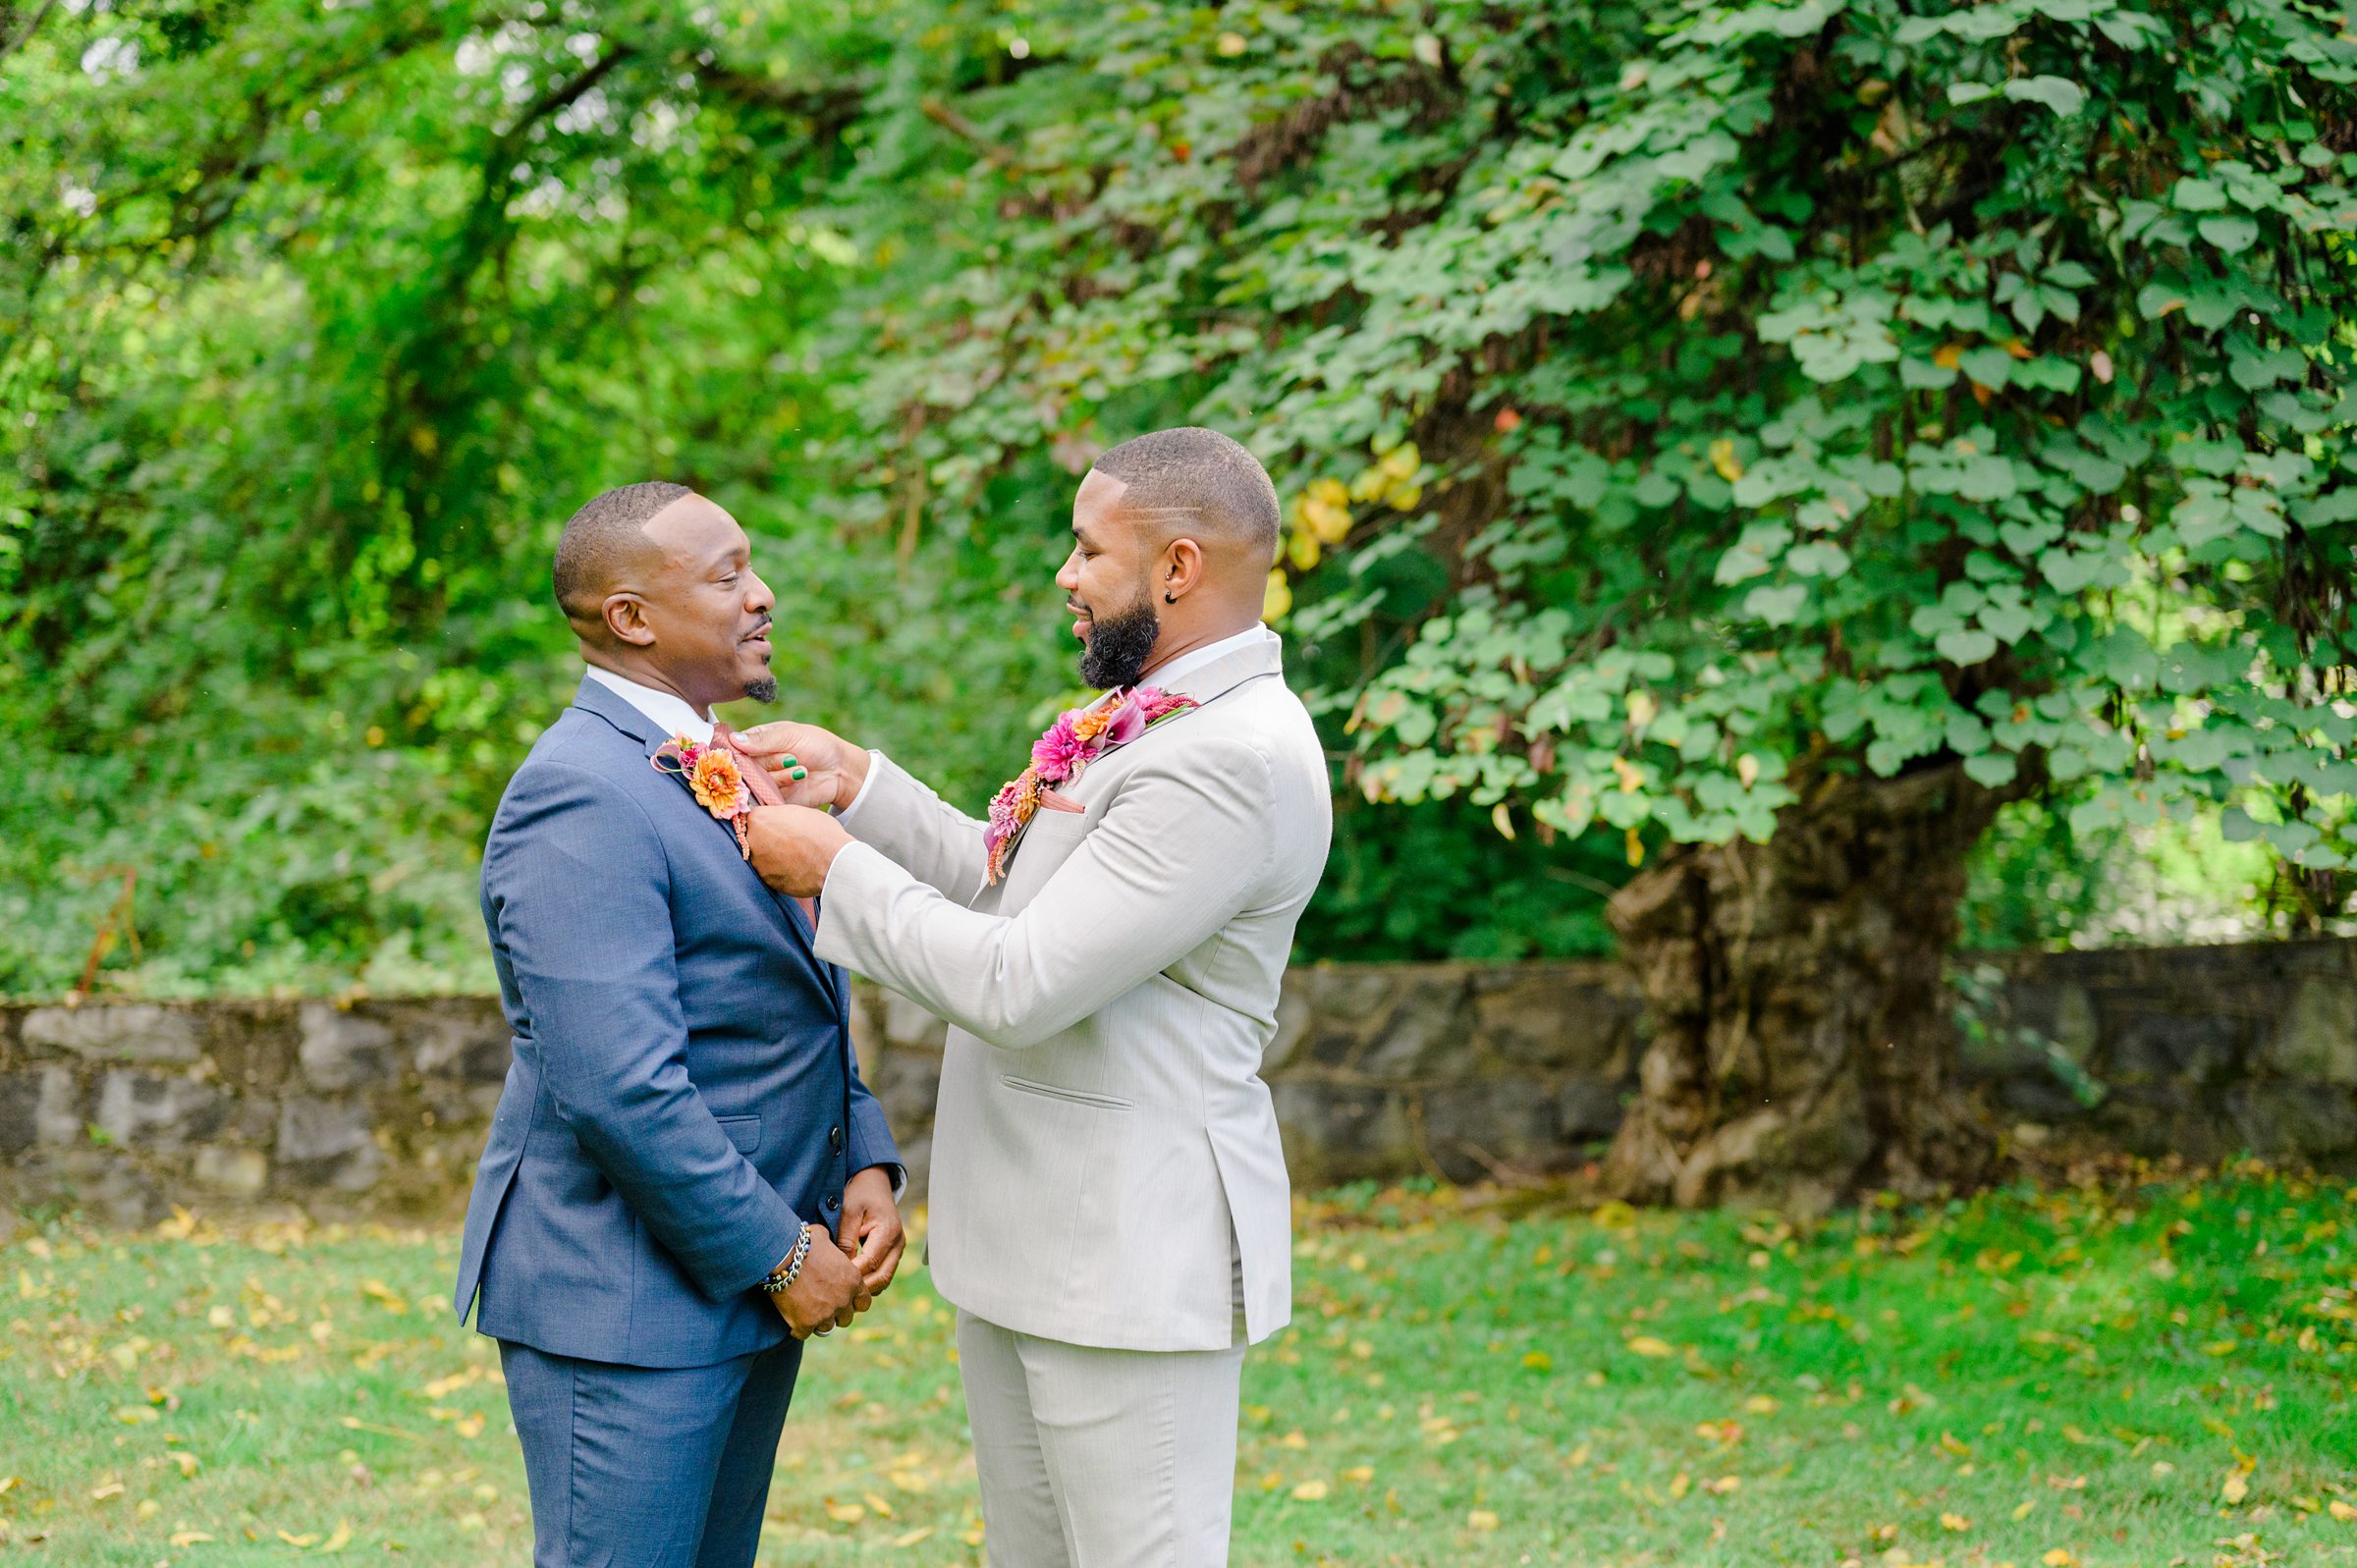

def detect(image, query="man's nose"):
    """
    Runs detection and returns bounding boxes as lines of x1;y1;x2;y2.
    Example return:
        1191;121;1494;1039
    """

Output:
1054;551;1080;592
746;571;775;615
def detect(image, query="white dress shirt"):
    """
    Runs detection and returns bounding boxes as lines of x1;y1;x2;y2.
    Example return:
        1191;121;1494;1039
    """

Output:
585;665;713;744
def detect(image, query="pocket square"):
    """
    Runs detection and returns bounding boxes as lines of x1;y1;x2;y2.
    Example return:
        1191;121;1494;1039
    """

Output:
1035;789;1085;814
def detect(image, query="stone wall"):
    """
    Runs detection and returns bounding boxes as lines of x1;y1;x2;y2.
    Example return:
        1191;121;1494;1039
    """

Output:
4;940;2353;1224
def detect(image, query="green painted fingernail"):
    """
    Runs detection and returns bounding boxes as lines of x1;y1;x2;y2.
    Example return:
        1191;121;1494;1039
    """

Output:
792;768;807;780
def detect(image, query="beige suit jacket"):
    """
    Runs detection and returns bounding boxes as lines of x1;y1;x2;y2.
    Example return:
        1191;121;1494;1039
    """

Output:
813;630;1330;1351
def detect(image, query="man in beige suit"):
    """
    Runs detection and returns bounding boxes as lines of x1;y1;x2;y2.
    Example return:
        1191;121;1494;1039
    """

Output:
740;427;1330;1567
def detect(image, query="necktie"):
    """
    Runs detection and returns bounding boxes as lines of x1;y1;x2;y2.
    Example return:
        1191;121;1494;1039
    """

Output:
710;720;819;932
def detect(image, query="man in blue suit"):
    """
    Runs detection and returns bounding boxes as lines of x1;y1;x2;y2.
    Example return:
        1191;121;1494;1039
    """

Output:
454;481;904;1568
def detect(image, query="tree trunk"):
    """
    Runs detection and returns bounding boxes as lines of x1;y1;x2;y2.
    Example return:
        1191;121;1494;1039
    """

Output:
1602;762;2000;1214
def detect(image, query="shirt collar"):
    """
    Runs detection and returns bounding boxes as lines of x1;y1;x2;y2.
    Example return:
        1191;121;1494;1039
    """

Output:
1140;624;1276;692
583;666;713;745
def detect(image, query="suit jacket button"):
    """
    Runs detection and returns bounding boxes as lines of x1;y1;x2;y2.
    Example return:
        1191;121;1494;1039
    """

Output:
828;1125;844;1152
823;1192;841;1211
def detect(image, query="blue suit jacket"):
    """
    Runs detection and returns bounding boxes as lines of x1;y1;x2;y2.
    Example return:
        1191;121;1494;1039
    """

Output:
453;676;898;1369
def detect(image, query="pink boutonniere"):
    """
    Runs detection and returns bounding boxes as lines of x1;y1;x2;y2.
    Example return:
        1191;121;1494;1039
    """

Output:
652;734;755;856
983;685;1197;885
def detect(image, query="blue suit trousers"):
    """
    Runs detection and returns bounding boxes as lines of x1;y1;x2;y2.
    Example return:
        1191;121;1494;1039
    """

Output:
499;1337;802;1568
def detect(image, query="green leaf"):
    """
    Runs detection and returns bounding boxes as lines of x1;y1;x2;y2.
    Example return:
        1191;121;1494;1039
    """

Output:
2003;77;2086;117
1962;750;2019;787
2172;178;2228;212
1744;583;1809;624
1937;627;1999;666
2197;215;2261;254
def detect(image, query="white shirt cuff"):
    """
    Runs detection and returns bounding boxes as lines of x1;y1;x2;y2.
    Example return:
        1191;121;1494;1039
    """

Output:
832;751;886;828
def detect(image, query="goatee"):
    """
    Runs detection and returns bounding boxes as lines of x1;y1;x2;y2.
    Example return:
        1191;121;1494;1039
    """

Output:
743;675;778;704
1079;592;1160;690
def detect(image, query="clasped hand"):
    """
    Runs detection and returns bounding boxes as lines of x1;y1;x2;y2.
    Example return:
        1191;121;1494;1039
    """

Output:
771;1166;905;1339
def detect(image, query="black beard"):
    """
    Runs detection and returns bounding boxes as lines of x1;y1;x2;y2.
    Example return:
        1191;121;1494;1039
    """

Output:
1079;591;1160;689
743;674;778;704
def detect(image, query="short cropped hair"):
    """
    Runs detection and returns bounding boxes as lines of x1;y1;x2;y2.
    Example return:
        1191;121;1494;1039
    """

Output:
553;481;691;622
1091;427;1280;563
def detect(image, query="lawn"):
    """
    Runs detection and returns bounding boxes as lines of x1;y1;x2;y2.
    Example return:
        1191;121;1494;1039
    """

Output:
1;1166;2351;1567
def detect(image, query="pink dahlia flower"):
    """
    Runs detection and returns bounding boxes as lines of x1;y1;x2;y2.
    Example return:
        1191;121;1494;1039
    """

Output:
1030;713;1090;781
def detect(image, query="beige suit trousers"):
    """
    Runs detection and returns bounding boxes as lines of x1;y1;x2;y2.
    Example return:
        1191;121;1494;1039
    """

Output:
958;1312;1246;1568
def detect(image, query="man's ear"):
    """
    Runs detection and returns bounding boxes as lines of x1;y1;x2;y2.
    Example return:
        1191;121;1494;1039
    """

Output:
603;592;655;648
1161;537;1206;602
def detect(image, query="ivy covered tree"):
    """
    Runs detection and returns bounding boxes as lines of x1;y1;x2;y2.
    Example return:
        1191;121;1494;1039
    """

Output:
862;0;2357;1207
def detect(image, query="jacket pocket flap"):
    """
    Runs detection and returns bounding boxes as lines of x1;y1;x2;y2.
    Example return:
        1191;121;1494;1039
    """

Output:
714;1113;762;1154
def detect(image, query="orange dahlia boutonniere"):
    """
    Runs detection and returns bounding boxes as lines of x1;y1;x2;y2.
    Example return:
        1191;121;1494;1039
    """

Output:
687;749;748;819
652;734;756;855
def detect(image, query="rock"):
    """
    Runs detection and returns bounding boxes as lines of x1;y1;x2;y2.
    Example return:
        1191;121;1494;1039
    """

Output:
404;1002;512;1083
2269;979;2357;1084
0;1072;41;1157
1557;1079;1625;1143
866;1049;943;1136
1261;987;1313;1074
2225;1081;2357;1160
276;1096;383;1191
2106;1012;2243;1082
299;1003;401;1091
95;1072;224;1149
10;1148;163;1228
33;1066;83;1147
1473;968;1638;1075
1272;1082;1413;1182
23;1003;201;1063
1420;1077;1562;1181
881;990;947;1053
1303;965;1403;1026
193;1145;269;1198
1357;979;1474;1078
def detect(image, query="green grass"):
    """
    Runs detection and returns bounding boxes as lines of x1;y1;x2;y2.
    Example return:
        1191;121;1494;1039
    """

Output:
2;1166;2352;1566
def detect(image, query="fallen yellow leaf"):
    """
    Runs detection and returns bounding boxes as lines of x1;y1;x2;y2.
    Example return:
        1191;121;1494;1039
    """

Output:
888;1469;929;1492
892;1527;935;1547
2330;1499;2356;1522
89;1482;125;1501
1291;1480;1329;1501
825;1501;866;1525
169;1531;214;1547
2013;1499;2037;1520
1941;1512;1971;1531
321;1520;355;1553
1521;1351;1553;1372
1342;1466;1375;1484
2222;1472;2249;1504
2043;1550;2076;1567
1626;1335;1675;1358
1468;1509;1501;1532
279;1531;321;1547
863;1492;895;1518
1743;1396;1779;1415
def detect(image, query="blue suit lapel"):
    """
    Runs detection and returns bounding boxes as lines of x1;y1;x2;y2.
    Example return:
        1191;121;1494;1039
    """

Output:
569;676;827;973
